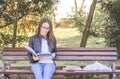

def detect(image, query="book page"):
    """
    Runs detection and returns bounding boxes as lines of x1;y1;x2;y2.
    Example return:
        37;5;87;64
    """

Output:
25;46;37;55
25;46;52;58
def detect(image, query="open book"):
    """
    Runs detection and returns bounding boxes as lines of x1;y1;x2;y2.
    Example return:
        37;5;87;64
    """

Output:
25;46;52;59
25;46;37;55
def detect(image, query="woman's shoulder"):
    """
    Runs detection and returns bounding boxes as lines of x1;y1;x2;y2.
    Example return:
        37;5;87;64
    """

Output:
30;34;39;39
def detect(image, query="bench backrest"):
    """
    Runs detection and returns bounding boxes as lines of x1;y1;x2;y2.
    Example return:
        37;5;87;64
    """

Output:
2;47;117;61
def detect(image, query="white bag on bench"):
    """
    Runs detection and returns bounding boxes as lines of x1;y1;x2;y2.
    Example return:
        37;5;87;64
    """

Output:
83;61;112;71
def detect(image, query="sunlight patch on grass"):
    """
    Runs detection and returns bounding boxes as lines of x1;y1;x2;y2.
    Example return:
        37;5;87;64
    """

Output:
54;27;81;47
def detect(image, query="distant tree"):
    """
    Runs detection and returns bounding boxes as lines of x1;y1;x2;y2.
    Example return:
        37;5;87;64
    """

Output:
72;0;108;47
73;0;85;27
0;0;59;47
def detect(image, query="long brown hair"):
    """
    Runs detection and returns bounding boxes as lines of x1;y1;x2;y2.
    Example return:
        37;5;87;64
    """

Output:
37;18;56;47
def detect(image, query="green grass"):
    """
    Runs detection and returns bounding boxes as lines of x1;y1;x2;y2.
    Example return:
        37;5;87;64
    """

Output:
54;27;106;47
54;27;81;47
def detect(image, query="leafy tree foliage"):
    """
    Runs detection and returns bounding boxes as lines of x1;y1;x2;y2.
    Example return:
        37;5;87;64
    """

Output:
0;0;59;28
102;0;120;56
0;0;59;47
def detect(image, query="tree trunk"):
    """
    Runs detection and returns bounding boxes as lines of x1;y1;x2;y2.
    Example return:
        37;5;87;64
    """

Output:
12;19;17;47
80;0;97;47
74;0;78;16
12;3;19;47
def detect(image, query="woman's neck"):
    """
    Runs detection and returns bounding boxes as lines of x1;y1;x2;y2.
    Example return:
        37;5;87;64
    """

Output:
40;34;47;39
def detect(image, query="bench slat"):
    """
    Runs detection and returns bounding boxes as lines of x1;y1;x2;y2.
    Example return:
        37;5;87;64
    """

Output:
2;56;29;61
56;52;117;56
3;47;117;52
2;55;117;61
58;47;117;51
0;70;120;74
55;56;117;61
3;51;28;56
2;52;117;56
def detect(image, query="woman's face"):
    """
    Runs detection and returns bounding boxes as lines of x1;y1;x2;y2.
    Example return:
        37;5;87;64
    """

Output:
40;22;50;36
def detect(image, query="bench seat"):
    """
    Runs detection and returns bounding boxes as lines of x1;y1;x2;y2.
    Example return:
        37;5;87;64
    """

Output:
0;47;120;79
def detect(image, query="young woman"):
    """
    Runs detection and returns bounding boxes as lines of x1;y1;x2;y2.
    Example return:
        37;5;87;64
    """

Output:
27;18;57;79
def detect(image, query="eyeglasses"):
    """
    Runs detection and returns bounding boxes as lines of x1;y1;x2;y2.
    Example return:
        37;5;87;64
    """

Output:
41;26;49;30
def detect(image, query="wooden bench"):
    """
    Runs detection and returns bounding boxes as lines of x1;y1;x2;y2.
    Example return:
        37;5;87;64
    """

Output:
0;47;120;79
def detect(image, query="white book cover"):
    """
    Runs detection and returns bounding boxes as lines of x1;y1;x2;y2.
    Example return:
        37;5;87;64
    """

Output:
25;46;38;55
25;46;52;59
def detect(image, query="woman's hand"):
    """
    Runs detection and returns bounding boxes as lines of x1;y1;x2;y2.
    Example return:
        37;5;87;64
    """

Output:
51;53;56;59
32;54;41;61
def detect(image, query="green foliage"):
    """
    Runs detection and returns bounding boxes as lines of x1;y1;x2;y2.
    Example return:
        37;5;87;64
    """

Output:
74;13;86;30
102;0;120;56
0;32;28;47
0;0;59;47
73;3;108;38
89;3;108;37
0;0;59;28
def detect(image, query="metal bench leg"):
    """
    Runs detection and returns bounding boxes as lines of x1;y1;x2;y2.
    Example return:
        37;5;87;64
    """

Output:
2;74;10;79
2;74;5;79
112;74;116;79
109;74;116;79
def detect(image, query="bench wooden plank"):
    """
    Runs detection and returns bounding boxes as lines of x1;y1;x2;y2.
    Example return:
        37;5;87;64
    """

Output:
2;47;117;51
55;56;117;61
55;70;120;75
58;47;117;51
56;52;117;56
2;51;28;55
2;56;29;61
0;70;120;75
3;51;117;56
2;56;117;61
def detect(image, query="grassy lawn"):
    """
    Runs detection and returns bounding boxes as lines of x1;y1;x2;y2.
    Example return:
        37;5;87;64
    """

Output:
54;27;106;47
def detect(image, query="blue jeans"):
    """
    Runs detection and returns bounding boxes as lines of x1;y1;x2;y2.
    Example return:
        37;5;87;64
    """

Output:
31;62;55;79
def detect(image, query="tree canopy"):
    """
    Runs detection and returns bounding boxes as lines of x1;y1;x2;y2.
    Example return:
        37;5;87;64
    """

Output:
0;0;59;47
